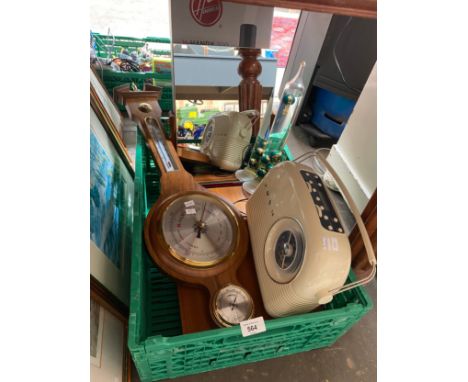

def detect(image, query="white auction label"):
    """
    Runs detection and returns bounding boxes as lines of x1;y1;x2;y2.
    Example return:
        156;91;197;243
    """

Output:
240;317;266;337
184;200;195;207
185;208;197;215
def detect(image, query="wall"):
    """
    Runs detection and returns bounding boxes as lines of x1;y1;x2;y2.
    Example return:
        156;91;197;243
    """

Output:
327;63;377;213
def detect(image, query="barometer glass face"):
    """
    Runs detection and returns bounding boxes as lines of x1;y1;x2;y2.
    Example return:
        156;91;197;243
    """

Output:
213;285;253;327
161;193;238;267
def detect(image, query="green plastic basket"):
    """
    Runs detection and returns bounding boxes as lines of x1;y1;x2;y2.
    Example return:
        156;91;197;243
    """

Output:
128;131;373;381
92;33;171;58
91;33;173;112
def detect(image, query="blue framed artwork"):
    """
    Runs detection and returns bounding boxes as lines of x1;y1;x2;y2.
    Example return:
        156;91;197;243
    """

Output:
90;106;133;305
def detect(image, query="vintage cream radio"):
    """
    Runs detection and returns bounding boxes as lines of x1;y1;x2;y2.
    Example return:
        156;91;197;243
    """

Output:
246;155;376;318
200;110;258;171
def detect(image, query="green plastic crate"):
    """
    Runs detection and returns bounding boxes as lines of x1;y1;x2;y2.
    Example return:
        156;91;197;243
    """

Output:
92;33;171;58
128;131;373;381
91;33;173;112
100;70;170;89
158;87;173;112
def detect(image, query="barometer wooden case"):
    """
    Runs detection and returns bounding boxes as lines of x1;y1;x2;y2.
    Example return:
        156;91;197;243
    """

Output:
118;89;253;327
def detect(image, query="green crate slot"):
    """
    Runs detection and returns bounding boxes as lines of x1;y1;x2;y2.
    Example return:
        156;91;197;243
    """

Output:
161;89;173;99
128;130;373;381
100;71;172;89
159;100;173;112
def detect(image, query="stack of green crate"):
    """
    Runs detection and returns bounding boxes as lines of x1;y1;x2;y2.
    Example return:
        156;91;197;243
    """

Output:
91;33;173;112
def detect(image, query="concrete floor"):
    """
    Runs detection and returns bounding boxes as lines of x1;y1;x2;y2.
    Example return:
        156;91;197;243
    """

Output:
165;282;376;382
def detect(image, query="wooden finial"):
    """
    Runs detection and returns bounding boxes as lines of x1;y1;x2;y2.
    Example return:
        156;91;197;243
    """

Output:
238;48;262;136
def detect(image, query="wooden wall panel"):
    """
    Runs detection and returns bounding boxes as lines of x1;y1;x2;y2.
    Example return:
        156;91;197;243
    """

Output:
349;190;377;272
224;0;377;19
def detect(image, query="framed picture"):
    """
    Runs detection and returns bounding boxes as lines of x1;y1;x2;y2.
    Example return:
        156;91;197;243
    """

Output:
90;67;134;176
90;104;134;306
91;277;132;382
90;298;104;367
90;67;124;136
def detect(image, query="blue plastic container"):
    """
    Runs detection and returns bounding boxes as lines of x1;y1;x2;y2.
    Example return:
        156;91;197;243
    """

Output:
310;87;356;139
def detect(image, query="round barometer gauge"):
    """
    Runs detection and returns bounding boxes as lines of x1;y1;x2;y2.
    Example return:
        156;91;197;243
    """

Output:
160;192;238;267
212;284;254;327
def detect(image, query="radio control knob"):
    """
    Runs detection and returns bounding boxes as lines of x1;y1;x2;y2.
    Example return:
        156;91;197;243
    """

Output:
315;205;323;218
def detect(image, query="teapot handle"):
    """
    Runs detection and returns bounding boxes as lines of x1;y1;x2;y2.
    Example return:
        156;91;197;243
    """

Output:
294;151;377;297
240;109;260;126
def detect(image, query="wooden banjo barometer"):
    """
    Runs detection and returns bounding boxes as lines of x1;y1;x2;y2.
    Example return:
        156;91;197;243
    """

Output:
119;89;254;327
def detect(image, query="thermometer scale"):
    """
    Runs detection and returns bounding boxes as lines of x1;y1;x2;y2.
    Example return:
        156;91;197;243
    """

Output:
119;90;253;327
146;116;177;172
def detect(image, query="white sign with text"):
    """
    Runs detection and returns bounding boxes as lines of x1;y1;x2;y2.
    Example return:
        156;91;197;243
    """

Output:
170;0;273;48
240;316;267;337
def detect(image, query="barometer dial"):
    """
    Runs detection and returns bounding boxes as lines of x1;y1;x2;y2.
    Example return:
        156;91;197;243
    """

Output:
212;284;254;327
161;193;239;267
